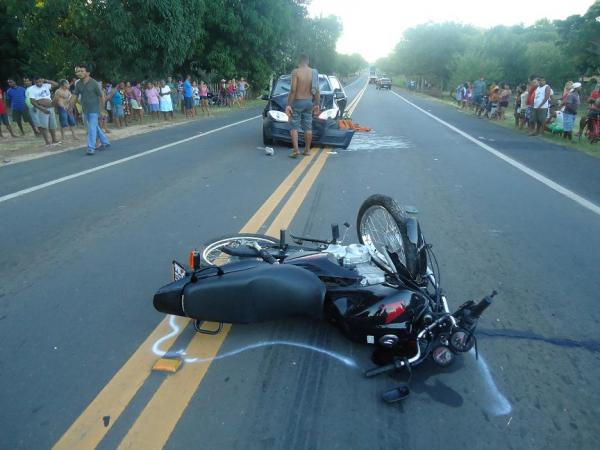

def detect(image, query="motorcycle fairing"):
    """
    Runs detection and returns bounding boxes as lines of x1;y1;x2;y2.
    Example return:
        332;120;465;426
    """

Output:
155;263;326;324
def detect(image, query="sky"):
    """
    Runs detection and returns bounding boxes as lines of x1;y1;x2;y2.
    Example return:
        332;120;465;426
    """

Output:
308;0;596;62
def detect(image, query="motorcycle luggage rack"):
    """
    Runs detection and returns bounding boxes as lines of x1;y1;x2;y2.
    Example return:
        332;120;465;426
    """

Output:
193;319;223;335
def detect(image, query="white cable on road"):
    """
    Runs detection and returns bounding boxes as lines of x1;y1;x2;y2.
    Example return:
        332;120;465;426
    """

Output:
0;115;261;204
392;91;600;217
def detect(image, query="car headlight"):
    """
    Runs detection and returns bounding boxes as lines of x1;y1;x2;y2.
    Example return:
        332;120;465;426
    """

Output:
318;108;338;120
268;110;289;122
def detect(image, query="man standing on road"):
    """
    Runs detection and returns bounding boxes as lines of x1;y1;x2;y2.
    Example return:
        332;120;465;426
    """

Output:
28;76;61;146
530;76;552;136
285;54;320;158
72;64;110;155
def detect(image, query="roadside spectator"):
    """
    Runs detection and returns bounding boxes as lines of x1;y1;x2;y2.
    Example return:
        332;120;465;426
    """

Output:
487;85;500;119
104;82;113;123
199;81;210;116
167;76;178;111
6;79;33;136
562;82;581;140
498;83;511;120
561;81;573;105
159;80;174;120
53;79;78;141
97;80;110;136
530;76;551;136
238;77;249;105
473;76;486;116
178;79;185;114
23;77;41;135
219;79;228;106
192;80;200;114
460;83;469;109
145;82;160;120
29;76;61;146
72;64;110;155
578;82;600;138
525;78;538;130
130;81;144;122
0;86;18;138
519;84;529;129
183;74;194;117
227;79;237;107
108;82;126;127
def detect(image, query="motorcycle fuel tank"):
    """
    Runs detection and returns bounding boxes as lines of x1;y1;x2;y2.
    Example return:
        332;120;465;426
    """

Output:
326;284;427;345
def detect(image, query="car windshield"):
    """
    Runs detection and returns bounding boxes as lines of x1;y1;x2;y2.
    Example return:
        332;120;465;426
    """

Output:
272;75;332;96
329;76;341;91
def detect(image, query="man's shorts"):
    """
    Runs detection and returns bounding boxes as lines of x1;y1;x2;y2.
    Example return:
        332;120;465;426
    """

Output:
0;113;9;125
32;107;57;129
12;108;31;124
473;94;482;105
533;108;548;125
290;99;313;132
57;106;76;128
184;97;193;110
130;99;143;110
113;104;124;118
28;106;39;127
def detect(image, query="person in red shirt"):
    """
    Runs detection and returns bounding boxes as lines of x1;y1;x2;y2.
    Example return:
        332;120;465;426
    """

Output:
525;78;538;130
0;87;18;138
578;82;600;137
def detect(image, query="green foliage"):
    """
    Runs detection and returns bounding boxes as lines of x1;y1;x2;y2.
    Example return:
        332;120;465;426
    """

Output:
1;0;355;91
380;3;600;91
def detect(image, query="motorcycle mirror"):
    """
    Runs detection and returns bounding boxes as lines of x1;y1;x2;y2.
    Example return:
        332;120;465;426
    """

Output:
382;385;410;403
449;328;475;353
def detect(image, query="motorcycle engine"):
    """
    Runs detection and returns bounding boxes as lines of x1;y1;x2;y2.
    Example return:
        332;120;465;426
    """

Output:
325;244;386;286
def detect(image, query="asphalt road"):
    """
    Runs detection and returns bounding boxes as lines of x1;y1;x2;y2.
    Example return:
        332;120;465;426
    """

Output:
1;75;599;450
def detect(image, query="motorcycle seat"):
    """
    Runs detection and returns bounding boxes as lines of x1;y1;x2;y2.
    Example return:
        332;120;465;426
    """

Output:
179;263;326;323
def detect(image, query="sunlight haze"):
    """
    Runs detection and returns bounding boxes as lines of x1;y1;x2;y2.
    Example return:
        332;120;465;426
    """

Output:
308;0;596;62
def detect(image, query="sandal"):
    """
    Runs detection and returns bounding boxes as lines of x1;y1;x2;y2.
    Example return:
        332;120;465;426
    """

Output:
289;152;299;158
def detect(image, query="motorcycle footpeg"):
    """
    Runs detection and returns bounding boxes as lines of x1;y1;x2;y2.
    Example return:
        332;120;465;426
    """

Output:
382;385;410;403
364;359;404;378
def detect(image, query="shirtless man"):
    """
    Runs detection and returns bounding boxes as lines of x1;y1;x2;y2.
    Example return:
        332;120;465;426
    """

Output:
285;54;320;158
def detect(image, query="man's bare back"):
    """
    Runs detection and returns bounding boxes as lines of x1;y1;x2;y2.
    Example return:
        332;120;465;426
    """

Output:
291;66;312;100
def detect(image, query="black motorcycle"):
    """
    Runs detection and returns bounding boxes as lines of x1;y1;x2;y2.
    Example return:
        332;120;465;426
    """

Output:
153;194;496;403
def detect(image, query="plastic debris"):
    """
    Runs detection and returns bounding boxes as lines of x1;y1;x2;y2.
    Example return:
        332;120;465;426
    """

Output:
265;147;274;156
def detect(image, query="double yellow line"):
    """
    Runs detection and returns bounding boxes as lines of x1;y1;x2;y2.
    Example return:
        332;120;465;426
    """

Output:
53;150;329;450
345;79;369;117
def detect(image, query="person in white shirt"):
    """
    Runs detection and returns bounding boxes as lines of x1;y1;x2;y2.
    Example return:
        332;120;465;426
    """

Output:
28;76;61;146
530;76;552;136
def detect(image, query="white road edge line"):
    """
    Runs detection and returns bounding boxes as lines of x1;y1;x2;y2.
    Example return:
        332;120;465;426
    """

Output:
392;91;600;217
0;115;261;204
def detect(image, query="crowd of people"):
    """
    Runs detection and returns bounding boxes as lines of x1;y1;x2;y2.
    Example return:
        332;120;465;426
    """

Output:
0;66;252;154
454;77;600;142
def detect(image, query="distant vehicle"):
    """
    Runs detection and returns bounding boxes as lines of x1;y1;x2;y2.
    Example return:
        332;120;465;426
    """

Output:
261;73;354;149
369;66;378;84
376;77;392;90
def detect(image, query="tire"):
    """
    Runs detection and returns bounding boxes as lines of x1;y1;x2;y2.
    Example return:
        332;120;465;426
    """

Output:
200;233;279;266
356;194;418;277
263;127;273;146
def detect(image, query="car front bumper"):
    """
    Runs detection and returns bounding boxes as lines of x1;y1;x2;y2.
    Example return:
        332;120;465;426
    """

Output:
263;117;355;149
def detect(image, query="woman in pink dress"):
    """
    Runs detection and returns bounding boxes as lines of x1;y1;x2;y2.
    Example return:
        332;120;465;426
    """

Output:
145;82;160;120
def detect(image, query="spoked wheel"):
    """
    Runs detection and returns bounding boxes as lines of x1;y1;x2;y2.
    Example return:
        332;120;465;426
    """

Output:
200;233;279;266
357;194;417;277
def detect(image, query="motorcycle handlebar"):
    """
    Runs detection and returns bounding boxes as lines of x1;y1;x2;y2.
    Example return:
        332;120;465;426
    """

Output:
472;290;497;318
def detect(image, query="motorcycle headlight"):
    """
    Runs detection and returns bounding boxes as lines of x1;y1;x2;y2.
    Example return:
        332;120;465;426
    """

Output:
268;110;289;122
318;108;338;120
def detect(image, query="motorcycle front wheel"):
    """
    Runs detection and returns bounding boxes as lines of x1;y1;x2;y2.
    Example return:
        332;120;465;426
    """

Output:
356;194;418;277
200;233;280;266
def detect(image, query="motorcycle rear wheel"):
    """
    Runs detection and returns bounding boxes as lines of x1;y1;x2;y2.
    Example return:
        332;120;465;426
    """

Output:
356;194;418;277
200;233;279;266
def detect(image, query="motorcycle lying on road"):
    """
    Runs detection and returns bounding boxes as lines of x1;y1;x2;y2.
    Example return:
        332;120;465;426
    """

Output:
153;194;496;403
